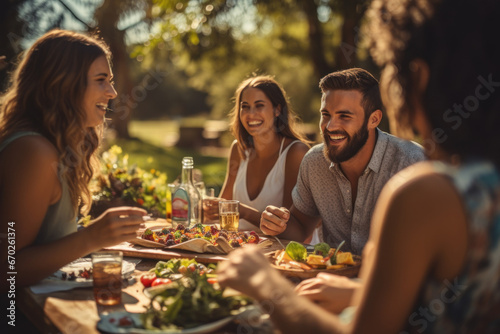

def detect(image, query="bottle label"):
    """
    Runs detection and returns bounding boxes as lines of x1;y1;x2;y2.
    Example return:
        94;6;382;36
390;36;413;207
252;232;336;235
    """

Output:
172;188;190;220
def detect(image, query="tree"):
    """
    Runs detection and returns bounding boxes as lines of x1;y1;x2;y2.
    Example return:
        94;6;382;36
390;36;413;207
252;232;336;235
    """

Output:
0;0;45;89
3;0;374;136
136;0;373;123
93;0;151;138
1;0;153;138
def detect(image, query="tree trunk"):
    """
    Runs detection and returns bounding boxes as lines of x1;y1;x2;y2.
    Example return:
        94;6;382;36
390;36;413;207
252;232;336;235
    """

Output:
300;0;334;80
94;0;132;138
335;1;367;70
336;16;358;70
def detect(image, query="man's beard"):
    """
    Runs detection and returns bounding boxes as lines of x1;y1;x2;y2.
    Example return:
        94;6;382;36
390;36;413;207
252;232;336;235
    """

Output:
323;119;369;164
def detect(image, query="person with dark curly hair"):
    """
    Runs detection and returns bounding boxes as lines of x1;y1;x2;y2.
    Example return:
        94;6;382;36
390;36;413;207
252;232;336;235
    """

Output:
216;0;500;333
0;29;146;291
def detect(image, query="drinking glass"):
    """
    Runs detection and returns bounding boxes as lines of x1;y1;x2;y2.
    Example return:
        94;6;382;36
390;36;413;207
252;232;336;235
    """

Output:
219;200;239;232
91;251;123;306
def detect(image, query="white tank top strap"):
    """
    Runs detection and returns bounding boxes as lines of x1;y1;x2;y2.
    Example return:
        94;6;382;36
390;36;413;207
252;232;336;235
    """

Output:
279;137;286;155
280;139;303;156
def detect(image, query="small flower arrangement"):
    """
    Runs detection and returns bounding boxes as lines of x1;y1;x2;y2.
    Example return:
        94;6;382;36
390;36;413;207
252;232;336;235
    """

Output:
90;145;168;218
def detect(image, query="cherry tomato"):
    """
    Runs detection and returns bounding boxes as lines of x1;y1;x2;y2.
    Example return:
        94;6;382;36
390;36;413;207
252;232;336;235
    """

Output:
207;278;218;284
178;265;187;274
140;273;156;288
151;278;172;287
188;263;197;273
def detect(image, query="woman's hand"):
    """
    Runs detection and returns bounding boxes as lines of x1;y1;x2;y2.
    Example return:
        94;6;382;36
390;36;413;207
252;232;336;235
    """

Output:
217;246;288;301
203;197;223;221
295;273;361;314
84;206;147;249
260;206;290;235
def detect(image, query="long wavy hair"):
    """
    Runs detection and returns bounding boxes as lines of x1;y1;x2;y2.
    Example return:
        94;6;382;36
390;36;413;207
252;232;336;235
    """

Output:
229;75;311;157
0;29;112;214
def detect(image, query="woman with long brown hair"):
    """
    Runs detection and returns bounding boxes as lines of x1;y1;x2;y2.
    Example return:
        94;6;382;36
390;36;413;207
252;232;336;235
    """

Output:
204;75;310;230
0;29;145;290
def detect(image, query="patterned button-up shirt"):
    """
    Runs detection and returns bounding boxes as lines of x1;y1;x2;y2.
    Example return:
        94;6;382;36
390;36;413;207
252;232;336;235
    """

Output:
292;129;425;254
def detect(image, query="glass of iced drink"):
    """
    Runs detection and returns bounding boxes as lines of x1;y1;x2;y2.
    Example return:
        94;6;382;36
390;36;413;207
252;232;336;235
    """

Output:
91;251;123;306
219;200;239;232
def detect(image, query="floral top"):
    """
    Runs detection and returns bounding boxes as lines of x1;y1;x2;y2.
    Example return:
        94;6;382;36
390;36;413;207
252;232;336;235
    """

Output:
406;161;500;333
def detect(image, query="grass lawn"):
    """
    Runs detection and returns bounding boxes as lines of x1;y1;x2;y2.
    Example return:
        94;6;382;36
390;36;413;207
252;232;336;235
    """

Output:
106;120;229;195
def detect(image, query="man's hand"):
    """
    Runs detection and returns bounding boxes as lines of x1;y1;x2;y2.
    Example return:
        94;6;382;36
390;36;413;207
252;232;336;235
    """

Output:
260;206;290;235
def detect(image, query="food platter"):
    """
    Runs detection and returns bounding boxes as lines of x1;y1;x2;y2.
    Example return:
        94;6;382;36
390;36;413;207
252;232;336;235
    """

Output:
267;249;362;280
131;226;273;255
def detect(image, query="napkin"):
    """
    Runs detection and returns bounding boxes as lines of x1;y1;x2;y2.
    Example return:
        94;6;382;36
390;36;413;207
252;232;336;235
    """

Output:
30;257;141;294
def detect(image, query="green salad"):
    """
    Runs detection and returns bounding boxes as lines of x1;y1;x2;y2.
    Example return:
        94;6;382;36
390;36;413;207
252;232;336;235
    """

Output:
141;259;252;330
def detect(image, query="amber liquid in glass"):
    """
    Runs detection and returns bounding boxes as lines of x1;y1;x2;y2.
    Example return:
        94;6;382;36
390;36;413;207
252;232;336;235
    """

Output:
93;261;122;305
219;212;239;232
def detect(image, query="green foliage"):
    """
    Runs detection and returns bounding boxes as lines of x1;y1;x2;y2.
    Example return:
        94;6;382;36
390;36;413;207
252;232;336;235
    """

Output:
131;0;373;124
153;259;198;277
91;145;169;217
313;242;331;256
108;135;228;193
141;272;252;330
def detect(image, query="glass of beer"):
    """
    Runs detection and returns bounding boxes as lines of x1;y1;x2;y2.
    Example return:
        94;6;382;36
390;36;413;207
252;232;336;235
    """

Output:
219;200;239;231
91;251;123;306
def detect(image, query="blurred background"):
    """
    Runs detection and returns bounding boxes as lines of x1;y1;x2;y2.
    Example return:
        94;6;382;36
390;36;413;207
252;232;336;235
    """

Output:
1;0;384;206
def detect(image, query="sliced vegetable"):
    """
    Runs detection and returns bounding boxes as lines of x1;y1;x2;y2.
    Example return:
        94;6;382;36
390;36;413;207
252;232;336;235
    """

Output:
288;260;312;270
331;240;346;265
151;278;172;287
336;252;355;265
140;273;157;288
313;242;331;256
207;278;218;284
306;254;326;267
285;241;307;262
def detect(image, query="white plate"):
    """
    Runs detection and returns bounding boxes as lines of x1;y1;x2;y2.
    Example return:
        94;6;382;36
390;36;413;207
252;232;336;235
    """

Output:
48;258;137;283
30;258;139;294
97;307;253;334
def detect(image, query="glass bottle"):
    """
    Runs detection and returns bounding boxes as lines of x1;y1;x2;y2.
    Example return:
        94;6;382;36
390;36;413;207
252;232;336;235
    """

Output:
171;157;201;227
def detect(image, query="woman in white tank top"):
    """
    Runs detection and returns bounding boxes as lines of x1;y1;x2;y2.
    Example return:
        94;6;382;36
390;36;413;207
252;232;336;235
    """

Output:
204;76;310;231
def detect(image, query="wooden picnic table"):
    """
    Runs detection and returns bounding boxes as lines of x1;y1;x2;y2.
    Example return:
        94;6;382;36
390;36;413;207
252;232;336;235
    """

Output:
15;221;360;333
18;256;280;334
16;223;285;334
18;259;156;334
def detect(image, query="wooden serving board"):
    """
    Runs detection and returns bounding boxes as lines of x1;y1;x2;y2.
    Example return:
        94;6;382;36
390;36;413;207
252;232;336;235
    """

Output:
104;242;228;264
104;237;286;265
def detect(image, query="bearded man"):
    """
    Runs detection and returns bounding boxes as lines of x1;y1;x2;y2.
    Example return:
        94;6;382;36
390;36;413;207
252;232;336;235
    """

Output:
260;68;425;254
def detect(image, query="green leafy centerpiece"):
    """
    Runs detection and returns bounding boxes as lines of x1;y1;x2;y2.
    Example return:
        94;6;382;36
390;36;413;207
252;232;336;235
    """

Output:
90;145;168;218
